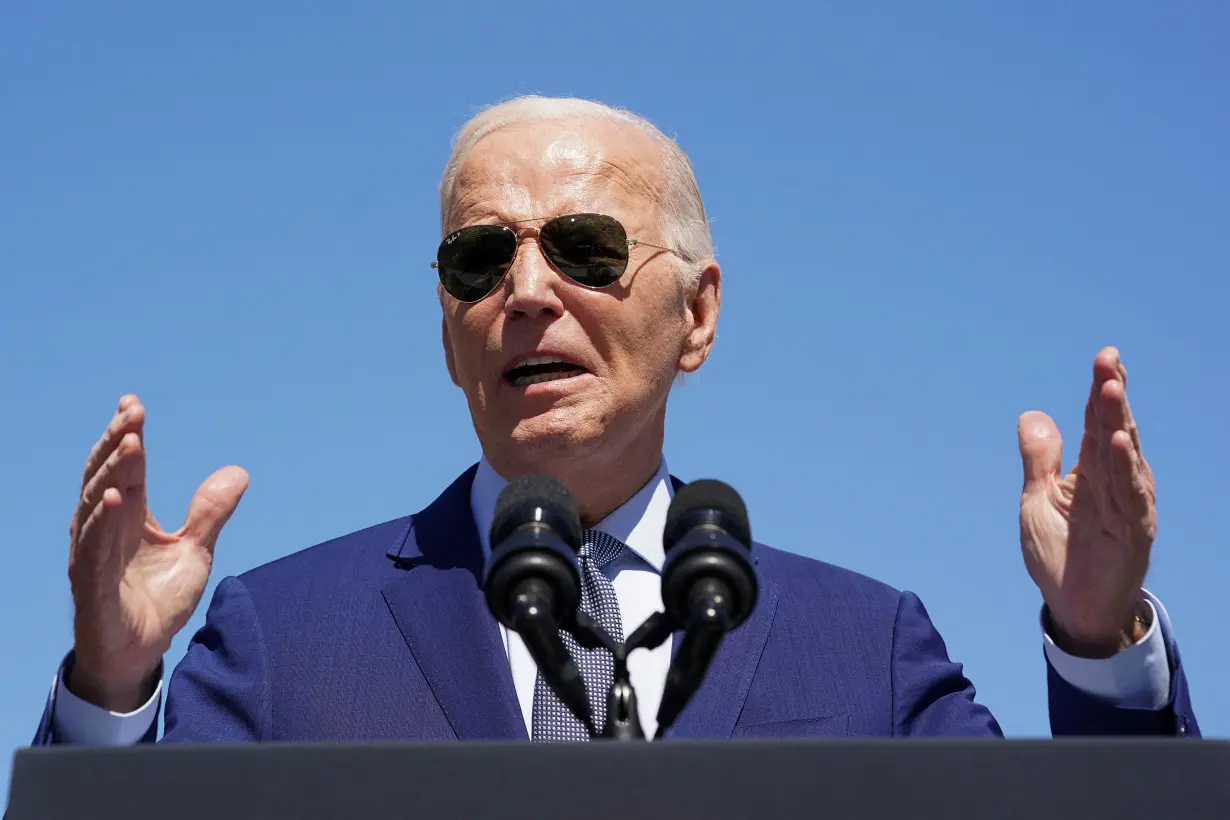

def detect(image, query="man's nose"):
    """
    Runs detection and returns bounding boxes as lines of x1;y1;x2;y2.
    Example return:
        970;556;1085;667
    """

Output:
503;233;566;320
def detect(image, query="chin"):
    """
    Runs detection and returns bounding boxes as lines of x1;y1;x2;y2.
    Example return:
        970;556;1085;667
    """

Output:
475;396;662;475
509;417;603;453
492;407;609;466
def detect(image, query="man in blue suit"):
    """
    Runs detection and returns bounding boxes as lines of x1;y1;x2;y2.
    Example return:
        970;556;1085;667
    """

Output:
36;97;1196;745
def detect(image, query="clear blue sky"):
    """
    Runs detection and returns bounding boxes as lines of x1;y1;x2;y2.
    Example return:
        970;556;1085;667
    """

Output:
3;1;1227;799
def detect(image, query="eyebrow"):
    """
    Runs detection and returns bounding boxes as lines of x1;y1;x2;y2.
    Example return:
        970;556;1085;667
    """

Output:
444;193;495;229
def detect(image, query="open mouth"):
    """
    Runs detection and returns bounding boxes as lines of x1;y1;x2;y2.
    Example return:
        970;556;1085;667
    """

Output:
504;356;589;387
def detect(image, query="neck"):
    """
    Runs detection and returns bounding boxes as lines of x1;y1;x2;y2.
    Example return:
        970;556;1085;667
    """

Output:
484;424;665;528
571;451;662;528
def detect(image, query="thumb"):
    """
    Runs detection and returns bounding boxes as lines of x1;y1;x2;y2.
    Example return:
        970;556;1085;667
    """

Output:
181;465;249;548
1018;411;1063;491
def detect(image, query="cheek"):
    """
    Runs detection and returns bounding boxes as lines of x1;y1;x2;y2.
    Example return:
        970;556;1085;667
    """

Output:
450;309;501;374
618;307;685;381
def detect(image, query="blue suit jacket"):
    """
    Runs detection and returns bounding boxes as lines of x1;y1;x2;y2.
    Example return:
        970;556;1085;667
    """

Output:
34;466;1199;743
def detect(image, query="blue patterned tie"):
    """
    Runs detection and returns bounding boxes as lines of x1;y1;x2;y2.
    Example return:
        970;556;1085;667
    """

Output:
531;529;628;742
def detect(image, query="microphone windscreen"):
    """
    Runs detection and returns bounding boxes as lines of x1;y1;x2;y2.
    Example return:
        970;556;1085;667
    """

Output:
664;479;751;550
490;474;583;552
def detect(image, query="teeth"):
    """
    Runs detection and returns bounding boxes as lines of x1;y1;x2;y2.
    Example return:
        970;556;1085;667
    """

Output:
520;355;568;367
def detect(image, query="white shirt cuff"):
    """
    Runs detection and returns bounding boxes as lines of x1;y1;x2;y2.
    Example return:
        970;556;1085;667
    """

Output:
1042;590;1172;710
51;663;162;745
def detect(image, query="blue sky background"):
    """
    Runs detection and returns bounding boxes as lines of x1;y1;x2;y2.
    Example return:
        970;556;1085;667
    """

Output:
2;0;1227;800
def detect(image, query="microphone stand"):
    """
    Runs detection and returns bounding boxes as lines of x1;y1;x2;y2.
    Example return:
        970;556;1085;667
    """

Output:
565;614;645;740
564;612;684;741
544;599;742;742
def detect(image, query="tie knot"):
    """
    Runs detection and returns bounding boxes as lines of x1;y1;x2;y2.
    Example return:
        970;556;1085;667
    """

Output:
579;529;627;570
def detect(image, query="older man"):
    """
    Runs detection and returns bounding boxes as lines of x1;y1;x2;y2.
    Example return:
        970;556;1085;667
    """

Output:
35;96;1195;745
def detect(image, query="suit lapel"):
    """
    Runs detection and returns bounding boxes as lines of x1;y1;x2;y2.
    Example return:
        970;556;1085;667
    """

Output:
381;466;526;740
665;565;779;739
662;475;778;739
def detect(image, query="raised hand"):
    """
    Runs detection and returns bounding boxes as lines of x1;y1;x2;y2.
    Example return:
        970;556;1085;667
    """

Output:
67;395;249;711
1017;347;1156;657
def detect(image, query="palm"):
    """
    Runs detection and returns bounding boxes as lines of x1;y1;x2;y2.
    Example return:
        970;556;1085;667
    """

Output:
111;512;216;668
1018;348;1155;650
1020;469;1152;642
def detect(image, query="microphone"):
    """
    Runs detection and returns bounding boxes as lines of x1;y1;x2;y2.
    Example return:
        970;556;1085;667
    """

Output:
483;475;596;736
654;479;758;739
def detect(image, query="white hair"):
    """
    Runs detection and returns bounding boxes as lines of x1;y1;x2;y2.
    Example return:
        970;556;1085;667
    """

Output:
439;96;714;282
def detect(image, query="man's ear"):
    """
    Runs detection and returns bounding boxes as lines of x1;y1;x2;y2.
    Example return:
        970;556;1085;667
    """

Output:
678;261;721;374
442;316;460;387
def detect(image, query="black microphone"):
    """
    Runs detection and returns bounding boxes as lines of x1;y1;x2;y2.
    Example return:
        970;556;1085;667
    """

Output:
654;479;758;739
483;475;596;736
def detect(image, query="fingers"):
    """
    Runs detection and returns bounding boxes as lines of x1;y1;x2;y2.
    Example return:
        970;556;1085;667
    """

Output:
82;396;146;491
180;466;250;550
1092;347;1142;454
79;431;146;517
75;495;118;557
1109;430;1153;522
1099;377;1144;462
74;418;147;551
1097;346;1141;472
70;486;130;582
1056;349;1122;512
1091;346;1122;384
1085;347;1155;527
1018;410;1063;491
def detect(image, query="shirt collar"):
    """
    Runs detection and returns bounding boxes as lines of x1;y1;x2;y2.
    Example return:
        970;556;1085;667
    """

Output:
470;456;671;572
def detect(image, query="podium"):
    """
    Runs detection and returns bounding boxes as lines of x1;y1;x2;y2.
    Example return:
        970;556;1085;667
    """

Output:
8;739;1230;819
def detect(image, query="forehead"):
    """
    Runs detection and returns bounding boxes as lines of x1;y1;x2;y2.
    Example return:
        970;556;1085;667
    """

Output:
447;117;666;230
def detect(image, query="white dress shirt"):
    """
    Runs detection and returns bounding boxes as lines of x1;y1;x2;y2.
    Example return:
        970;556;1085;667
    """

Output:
49;455;1174;742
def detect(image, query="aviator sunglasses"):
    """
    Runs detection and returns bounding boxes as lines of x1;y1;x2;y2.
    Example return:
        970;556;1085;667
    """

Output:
432;212;682;303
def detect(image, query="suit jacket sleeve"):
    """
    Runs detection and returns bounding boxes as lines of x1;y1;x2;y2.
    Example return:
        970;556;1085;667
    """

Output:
1046;606;1200;737
161;575;272;742
892;589;1200;737
30;576;271;746
891;591;1003;736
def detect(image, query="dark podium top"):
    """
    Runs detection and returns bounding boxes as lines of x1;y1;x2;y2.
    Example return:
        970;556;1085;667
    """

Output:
8;739;1230;820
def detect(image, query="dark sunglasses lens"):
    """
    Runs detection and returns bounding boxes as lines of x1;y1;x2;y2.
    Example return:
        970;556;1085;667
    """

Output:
539;214;629;288
437;226;517;302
